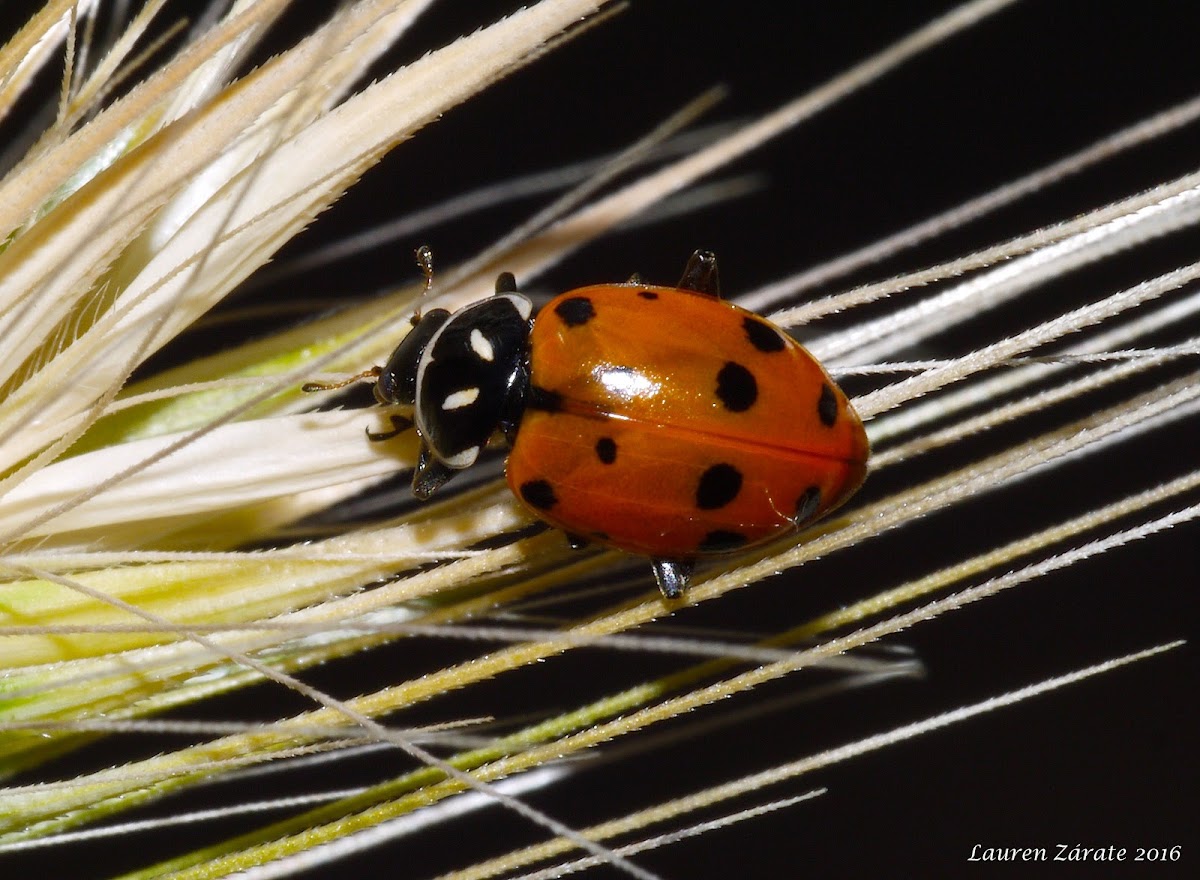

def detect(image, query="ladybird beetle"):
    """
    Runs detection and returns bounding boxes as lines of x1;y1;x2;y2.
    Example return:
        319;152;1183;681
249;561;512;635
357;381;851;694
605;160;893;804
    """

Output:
366;250;868;599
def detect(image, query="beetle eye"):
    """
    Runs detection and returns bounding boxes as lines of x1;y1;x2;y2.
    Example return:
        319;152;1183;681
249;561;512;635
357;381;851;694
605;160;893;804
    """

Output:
374;369;400;405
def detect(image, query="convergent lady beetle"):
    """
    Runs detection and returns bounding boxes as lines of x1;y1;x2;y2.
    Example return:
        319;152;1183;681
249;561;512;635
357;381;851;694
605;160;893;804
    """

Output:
359;250;869;599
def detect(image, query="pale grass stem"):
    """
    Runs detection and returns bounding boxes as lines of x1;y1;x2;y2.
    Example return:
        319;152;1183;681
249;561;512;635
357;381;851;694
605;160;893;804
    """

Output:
0;2;1193;878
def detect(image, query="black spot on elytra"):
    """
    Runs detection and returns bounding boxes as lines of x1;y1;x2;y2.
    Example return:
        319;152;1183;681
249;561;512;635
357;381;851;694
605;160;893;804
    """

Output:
699;530;748;552
554;296;595;327
817;383;838;427
716;362;757;412
519;480;557;510
696;463;742;509
795;486;822;522
528;385;562;412
595;436;617;464
743;316;786;353
637;290;659;300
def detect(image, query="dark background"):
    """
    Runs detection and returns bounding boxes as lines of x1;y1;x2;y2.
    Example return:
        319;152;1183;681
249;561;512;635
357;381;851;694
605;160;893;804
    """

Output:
1;1;1195;877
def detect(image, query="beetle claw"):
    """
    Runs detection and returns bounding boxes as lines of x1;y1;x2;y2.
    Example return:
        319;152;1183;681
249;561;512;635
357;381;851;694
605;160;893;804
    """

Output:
412;444;456;499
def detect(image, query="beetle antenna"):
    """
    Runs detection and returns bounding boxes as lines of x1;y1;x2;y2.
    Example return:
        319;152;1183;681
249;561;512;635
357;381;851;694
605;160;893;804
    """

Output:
302;366;382;393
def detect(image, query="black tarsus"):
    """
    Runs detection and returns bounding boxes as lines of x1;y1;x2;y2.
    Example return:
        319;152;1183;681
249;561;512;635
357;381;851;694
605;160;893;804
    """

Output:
676;250;720;298
495;271;518;294
366;414;413;442
412;443;457;499
650;558;694;600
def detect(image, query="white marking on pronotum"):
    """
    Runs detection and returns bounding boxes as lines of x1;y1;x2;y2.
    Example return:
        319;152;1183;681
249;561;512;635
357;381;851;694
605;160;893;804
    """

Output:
470;328;495;362
442;388;480;410
504;293;533;321
442;445;480;468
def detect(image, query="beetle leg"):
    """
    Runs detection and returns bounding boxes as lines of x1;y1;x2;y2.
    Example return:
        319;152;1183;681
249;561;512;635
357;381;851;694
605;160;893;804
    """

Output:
366;414;413;442
412;443;457;499
413;245;435;308
564;533;590;551
650;558;694;600
495;271;518;294
676;250;720;298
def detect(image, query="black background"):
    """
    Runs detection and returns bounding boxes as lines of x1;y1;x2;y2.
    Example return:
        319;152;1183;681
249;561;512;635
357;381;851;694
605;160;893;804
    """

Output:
1;1;1196;878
